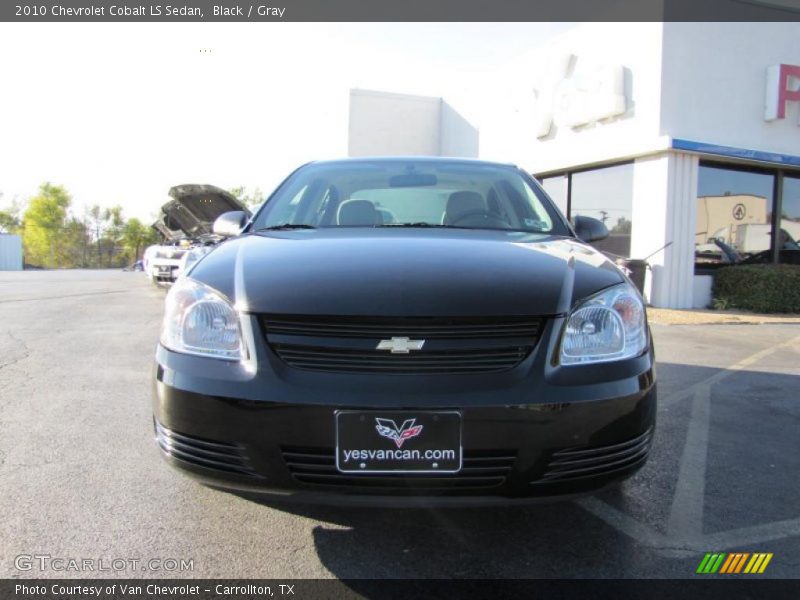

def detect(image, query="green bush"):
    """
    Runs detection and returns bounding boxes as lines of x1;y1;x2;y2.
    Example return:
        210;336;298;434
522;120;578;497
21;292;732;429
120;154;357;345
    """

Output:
713;264;800;313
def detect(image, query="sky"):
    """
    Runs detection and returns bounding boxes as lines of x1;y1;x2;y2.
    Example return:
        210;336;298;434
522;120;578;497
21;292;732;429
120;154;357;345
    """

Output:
0;22;570;222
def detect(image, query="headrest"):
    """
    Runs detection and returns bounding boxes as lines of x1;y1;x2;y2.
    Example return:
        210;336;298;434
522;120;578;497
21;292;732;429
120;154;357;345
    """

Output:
444;191;486;225
337;199;380;226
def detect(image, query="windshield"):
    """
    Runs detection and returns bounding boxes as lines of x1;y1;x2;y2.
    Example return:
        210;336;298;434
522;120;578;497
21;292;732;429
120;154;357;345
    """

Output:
251;160;566;234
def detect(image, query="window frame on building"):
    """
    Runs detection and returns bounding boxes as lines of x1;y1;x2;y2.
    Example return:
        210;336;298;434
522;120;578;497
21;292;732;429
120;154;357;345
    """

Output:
538;158;800;268
537;160;635;258
695;159;800;271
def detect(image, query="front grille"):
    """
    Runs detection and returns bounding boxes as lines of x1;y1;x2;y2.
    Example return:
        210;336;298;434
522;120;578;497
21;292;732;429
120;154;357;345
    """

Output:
264;316;542;339
155;267;178;281
262;315;543;375
155;420;259;478
531;427;653;485
281;446;516;491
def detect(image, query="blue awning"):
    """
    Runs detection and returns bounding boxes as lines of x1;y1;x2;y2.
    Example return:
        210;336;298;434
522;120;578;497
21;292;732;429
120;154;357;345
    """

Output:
672;138;800;168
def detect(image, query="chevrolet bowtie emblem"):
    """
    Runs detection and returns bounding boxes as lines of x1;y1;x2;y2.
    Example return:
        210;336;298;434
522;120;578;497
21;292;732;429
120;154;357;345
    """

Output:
376;337;425;354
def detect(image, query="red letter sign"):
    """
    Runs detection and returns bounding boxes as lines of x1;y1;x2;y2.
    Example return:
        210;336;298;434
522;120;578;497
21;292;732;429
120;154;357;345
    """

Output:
765;64;800;121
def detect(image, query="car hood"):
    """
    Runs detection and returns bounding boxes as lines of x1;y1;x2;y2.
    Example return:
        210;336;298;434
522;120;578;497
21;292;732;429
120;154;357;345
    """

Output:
161;184;251;238
151;215;183;242
189;229;626;316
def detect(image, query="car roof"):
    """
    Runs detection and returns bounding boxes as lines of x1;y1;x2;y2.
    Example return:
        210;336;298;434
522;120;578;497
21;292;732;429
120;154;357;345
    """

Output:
307;156;519;169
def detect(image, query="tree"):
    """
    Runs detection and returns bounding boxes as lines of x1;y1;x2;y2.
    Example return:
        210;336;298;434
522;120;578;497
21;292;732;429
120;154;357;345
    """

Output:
0;197;23;234
229;186;264;211
611;217;632;234
121;217;158;263
0;210;19;233
85;204;125;267
87;204;107;267
59;217;90;267
21;183;72;268
103;206;125;266
15;183;163;269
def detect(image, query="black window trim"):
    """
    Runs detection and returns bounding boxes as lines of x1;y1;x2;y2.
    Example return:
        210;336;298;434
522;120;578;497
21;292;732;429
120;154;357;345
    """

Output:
251;161;572;236
697;159;800;266
535;159;635;223
538;158;800;267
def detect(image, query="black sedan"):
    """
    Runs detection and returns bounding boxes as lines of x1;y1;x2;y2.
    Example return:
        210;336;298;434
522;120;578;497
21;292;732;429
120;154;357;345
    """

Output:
153;157;655;504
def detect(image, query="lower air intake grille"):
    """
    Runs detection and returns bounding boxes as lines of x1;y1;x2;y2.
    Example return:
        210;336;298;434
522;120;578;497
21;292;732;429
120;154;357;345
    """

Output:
272;345;529;374
532;427;653;485
155;420;259;478
281;447;516;491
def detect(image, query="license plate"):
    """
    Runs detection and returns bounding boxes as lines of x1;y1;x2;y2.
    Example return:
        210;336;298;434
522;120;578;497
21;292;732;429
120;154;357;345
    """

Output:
335;410;462;474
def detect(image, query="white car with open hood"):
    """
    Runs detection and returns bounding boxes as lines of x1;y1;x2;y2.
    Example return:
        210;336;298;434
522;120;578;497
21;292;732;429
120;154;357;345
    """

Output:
145;184;251;285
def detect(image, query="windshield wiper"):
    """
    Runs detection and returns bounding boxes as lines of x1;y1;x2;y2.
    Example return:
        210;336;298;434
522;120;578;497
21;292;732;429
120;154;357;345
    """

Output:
379;223;540;233
255;224;317;231
378;222;450;228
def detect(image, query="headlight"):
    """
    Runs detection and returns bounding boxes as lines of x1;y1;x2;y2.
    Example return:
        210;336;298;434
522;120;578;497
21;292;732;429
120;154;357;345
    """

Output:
559;282;647;365
160;278;243;360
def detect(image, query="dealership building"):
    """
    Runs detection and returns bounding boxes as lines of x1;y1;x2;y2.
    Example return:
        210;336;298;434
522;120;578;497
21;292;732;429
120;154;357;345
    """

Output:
349;23;800;309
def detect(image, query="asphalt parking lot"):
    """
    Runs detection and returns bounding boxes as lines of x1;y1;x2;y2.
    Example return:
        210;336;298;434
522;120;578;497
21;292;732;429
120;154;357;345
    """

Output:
0;270;798;579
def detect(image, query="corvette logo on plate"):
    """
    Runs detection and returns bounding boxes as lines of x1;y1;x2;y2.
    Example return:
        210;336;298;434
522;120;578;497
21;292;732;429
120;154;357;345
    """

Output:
375;418;423;448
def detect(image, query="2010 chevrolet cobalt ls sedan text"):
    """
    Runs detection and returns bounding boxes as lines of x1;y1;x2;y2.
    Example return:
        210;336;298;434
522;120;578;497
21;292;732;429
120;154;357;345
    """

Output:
153;157;656;504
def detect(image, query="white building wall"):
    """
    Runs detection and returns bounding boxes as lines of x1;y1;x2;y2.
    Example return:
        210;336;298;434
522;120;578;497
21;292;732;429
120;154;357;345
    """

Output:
630;152;698;309
630;154;669;302
663;152;699;309
0;234;23;270
658;22;800;308
693;276;714;309
348;90;441;157
346;25;799;309
522;22;669;173
348;89;478;158
522;22;800;308
440;102;480;158
660;22;800;155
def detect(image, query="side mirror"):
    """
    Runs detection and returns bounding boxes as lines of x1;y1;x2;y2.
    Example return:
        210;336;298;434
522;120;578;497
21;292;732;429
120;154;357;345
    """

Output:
213;211;247;237
573;215;609;243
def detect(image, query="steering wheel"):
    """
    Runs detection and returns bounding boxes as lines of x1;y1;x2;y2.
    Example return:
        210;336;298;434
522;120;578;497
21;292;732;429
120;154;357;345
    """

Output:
448;209;510;228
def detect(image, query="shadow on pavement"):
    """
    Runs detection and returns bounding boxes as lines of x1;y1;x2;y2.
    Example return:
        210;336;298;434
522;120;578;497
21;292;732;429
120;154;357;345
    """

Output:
231;486;649;580
223;362;799;580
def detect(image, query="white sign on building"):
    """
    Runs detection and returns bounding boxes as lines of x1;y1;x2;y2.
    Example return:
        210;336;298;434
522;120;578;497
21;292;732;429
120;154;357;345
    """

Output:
533;54;628;138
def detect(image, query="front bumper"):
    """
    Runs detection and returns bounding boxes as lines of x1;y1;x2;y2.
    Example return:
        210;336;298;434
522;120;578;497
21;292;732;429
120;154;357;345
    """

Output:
152;316;656;503
149;259;182;282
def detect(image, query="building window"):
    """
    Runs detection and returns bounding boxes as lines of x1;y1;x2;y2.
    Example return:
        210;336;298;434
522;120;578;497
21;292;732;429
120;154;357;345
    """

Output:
540;175;568;216
780;175;800;263
695;163;775;272
570;163;634;257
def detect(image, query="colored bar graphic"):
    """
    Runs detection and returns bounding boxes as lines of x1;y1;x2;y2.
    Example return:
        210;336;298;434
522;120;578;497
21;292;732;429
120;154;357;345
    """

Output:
697;552;773;574
696;553;713;573
697;553;727;574
720;553;737;573
759;554;773;573
744;554;761;573
734;553;750;573
719;554;736;573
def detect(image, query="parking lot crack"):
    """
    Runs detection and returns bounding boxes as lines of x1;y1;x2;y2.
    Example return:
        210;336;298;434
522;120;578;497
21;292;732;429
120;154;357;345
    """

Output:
0;331;31;371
